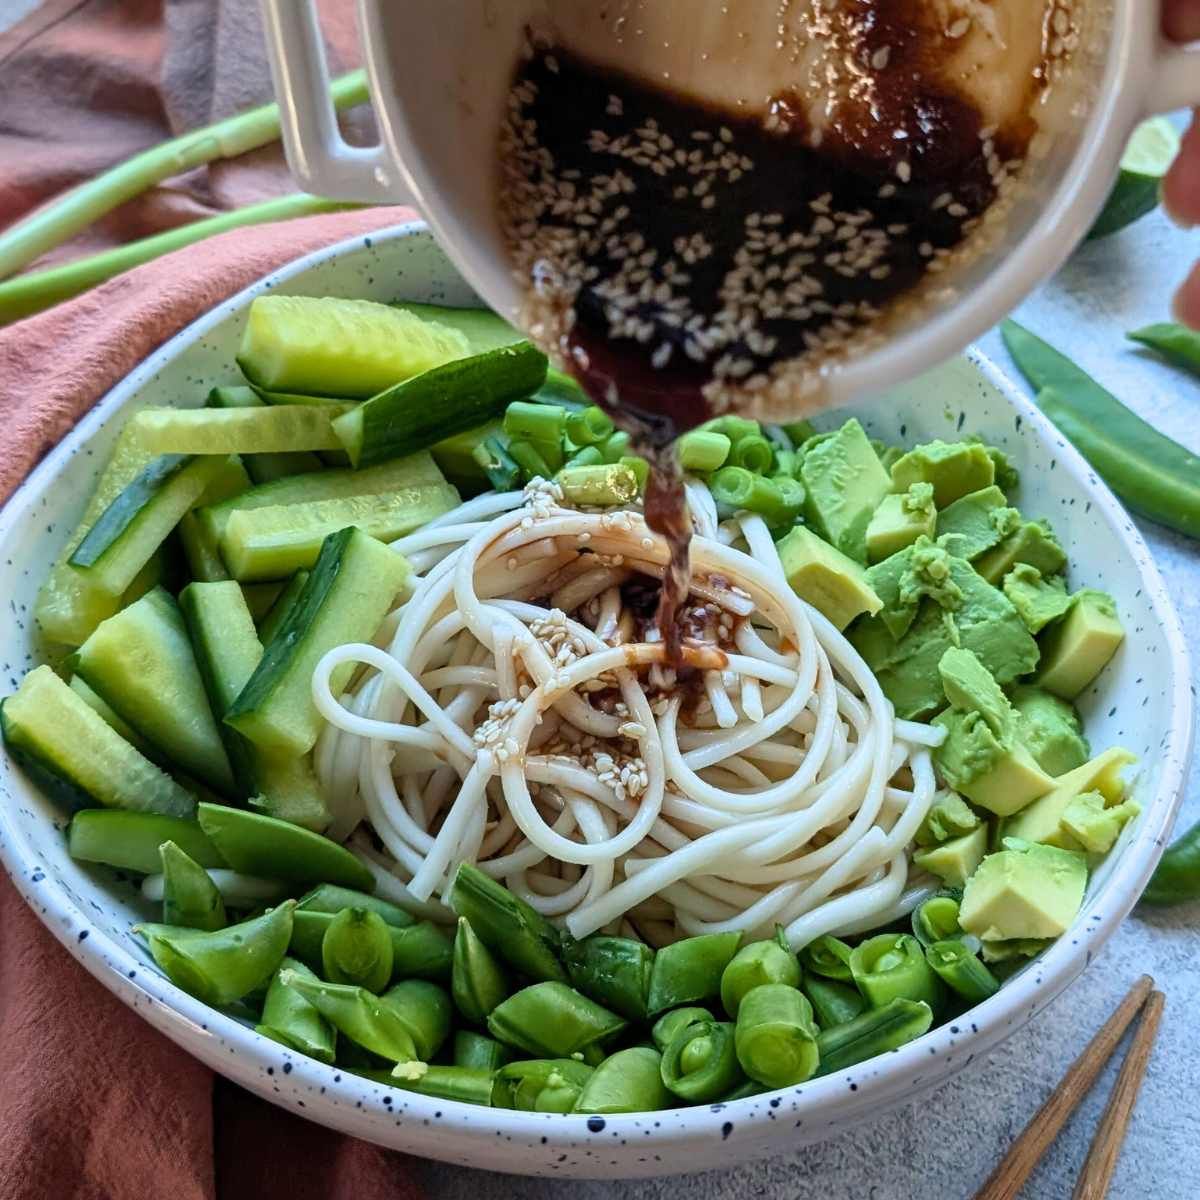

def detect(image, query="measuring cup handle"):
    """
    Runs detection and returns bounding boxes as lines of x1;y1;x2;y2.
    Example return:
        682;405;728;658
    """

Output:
1145;37;1200;115
258;0;409;203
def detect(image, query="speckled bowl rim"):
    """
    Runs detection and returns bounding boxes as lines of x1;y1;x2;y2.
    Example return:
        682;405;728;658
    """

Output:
0;221;1191;1174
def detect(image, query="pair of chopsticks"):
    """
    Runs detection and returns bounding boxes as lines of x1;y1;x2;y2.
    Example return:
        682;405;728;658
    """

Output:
973;975;1164;1200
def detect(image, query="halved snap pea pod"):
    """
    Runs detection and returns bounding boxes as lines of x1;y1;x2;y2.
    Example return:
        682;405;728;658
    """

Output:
497;1059;594;1113
159;839;226;931
573;1046;671;1115
734;984;820;1088
321;907;394;993
452;916;509;1024
255;956;336;1064
660;1018;745;1103
487;982;625;1058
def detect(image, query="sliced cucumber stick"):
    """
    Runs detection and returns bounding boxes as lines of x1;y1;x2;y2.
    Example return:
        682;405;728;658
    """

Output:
258;571;309;647
197;451;446;546
332;342;549;468
241;582;286;621
220;483;459;582
130;405;350;455
206;387;325;483
226;527;410;756
69;454;234;598
237;295;469;398
68;675;149;751
392;303;522;353
74;588;237;797
2;666;194;817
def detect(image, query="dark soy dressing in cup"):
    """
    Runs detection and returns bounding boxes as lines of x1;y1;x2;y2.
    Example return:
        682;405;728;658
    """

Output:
499;25;1038;654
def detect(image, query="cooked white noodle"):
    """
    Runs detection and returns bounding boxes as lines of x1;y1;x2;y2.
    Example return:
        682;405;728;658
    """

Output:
313;480;943;949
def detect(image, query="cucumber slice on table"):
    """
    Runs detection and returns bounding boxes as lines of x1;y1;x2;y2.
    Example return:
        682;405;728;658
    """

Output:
332;342;549;468
68;453;234;598
197;451;446;545
225;527;411;757
392;303;522;353
68;808;224;875
130;405;350;455
1;666;195;817
180;580;330;831
74;588;237;797
207;386;325;483
219;483;460;582
237;295;469;398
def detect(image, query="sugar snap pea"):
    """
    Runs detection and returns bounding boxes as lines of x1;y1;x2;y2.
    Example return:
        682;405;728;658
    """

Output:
849;934;944;1012
296;883;415;927
925;940;1000;1003
1141;818;1200;906
68;809;224;875
650;1006;713;1053
390;1062;499;1106
659;1018;745;1102
487;981;626;1057
452;916;508;1023
574;1047;671;1114
255;956;336;1063
453;1030;511;1072
136;899;294;1006
802;975;865;1029
288;909;451;981
734;984;820;1088
562;934;654;1020
159;840;226;931
816;998;933;1075
719;936;801;1018
646;931;741;1016
1002;320;1200;539
911;894;963;948
322;907;394;993
800;935;854;982
497;1059;594;1113
1128;323;1200;377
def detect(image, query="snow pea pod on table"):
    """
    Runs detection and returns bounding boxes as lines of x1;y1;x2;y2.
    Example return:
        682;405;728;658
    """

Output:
1128;323;1200;378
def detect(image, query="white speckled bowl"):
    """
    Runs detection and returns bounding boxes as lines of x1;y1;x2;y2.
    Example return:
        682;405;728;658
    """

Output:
0;223;1190;1179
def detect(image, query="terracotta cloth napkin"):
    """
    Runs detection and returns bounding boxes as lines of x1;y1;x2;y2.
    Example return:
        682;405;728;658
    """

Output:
0;4;429;1198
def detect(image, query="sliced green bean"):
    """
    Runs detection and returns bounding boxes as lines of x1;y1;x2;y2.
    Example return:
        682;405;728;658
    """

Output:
497;1059;594;1113
650;1006;713;1053
600;430;632;462
449;863;565;982
453;1030;511;1072
504;400;567;444
730;434;774;474
720;938;801;1018
255;956;335;1064
391;1062;498;1107
803;976;865;1029
565;444;605;469
574;1047;671;1114
472;436;521;492
136;900;294;1006
734;984;820;1088
911;895;963;948
646;931;741;1016
849;933;944;1011
562;934;654;1021
508;439;554;480
815;998;933;1075
288;910;451;982
159;840;226;931
322;907;394;993
660;1019;745;1102
925;940;1001;1003
800;935;854;982
1128;323;1200;377
487;982;625;1057
296;883;415;927
677;430;731;473
452;916;509;1023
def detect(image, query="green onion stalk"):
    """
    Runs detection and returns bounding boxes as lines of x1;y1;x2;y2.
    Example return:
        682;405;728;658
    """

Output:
730;433;774;474
565;405;615;446
848;933;945;1011
556;463;640;507
676;430;732;474
733;984;820;1087
709;467;800;527
255;957;336;1064
472;437;522;492
504;400;567;444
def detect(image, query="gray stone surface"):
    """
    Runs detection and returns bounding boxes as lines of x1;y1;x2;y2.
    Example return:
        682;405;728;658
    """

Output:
422;144;1200;1199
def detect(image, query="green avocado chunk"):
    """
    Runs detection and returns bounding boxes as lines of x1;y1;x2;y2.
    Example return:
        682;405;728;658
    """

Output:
932;648;1053;816
1060;790;1141;854
851;549;1040;719
914;791;981;848
913;824;988;887
960;840;1088;942
935;486;1022;561
1001;747;1136;849
799;419;892;563
777;525;882;630
1036;589;1125;699
865;537;964;641
975;519;1066;584
1002;564;1072;634
890;440;995;507
1010;686;1090;776
866;483;936;564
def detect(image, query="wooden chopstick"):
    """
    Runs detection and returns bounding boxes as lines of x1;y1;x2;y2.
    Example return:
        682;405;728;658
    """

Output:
1072;990;1165;1200
972;974;1154;1200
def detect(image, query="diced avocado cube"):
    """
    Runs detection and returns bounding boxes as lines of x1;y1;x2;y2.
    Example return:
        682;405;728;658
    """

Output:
913;824;988;887
969;438;1020;493
1060;790;1141;855
889;439;995;507
1002;747;1136;848
935;486;1022;561
934;708;1054;816
865;482;936;563
777;525;882;631
866;536;964;641
938;646;1013;727
975;519;1066;584
1002;564;1072;634
960;841;1087;942
914;791;981;848
799;419;892;563
1011;685;1090;776
852;553;1040;719
1036;589;1125;699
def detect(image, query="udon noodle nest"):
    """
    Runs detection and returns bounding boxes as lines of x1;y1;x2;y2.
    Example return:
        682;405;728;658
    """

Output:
313;479;945;948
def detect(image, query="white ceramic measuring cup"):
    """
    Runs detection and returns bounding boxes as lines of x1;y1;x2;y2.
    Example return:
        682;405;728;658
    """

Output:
257;0;1200;413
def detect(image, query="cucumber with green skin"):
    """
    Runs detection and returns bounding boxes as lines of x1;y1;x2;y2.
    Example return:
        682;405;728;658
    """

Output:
219;483;459;582
68;675;150;752
197;451;446;545
74;588;237;797
177;454;254;583
2;666;195;818
68;808;224;874
180;580;330;831
240;582;286;622
332;342;549;468
207;386;325;483
225;526;411;757
69;453;234;597
130;404;351;455
257;570;309;647
392;303;522;353
237;295;470;398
